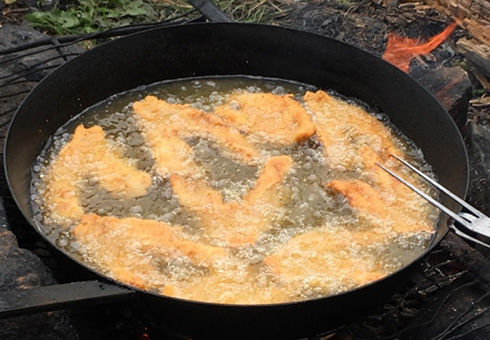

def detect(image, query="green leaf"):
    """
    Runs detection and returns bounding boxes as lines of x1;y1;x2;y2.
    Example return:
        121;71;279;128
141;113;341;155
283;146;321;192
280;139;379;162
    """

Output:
58;11;80;28
124;7;149;16
24;0;194;43
122;1;149;17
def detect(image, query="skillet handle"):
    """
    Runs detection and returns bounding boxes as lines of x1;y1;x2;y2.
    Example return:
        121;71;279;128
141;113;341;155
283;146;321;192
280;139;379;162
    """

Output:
188;0;234;23
0;280;135;319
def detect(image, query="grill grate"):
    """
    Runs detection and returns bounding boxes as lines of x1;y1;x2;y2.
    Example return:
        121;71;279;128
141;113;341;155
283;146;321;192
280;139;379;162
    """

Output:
332;235;490;340
0;8;201;154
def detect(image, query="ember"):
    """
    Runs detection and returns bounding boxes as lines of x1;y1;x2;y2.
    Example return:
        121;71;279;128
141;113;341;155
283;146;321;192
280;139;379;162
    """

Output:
382;21;458;72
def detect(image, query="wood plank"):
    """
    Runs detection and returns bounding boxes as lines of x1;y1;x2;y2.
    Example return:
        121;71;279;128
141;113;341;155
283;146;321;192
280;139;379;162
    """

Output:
424;0;490;46
456;37;490;78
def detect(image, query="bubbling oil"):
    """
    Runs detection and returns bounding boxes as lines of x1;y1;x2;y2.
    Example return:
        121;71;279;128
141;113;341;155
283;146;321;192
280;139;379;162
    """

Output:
31;76;439;304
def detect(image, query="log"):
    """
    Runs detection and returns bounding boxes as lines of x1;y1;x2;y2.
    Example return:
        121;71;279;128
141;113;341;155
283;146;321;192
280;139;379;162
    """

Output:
424;0;490;47
456;37;490;78
411;66;472;128
466;121;490;217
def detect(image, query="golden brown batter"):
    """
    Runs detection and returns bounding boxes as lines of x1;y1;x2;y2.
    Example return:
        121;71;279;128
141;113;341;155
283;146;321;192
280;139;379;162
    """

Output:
43;125;152;226
132;95;258;177
303;90;400;180
264;229;390;295
73;214;228;291
215;92;316;145
170;155;293;246
327;179;433;234
37;80;438;305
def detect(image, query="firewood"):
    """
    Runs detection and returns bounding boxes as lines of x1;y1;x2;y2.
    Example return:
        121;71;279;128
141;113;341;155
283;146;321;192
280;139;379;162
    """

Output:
424;0;490;47
412;66;472;128
456;37;490;78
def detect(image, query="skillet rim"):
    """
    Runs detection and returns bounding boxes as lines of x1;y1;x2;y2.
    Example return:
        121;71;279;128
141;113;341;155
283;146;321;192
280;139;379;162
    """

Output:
3;21;469;309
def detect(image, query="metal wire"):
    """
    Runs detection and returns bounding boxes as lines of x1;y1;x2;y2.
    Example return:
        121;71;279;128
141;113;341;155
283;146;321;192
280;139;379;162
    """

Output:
444;323;490;340
0;108;17;120
0;90;30;99
0;9;204;158
0;53;78;83
0;79;37;90
0;9;199;59
377;280;481;340
432;292;490;340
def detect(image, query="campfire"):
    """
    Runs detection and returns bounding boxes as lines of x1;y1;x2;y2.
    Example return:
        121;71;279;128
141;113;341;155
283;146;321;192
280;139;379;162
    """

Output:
0;0;489;339
382;21;457;72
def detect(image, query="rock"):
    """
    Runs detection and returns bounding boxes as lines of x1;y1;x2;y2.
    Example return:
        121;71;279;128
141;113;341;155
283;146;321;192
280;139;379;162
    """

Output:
0;312;79;340
0;227;55;291
0;23;86;144
411;66;473;128
0;225;80;340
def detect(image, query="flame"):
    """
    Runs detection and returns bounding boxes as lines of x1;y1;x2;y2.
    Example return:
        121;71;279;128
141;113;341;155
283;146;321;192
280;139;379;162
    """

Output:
382;21;457;73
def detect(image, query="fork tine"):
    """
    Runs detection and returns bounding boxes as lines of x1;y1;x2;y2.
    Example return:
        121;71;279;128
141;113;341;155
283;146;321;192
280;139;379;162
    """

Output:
451;227;490;249
375;163;472;229
390;154;483;217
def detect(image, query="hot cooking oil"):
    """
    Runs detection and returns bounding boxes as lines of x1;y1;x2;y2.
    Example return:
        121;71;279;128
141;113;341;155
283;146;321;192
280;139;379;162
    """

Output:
31;76;439;304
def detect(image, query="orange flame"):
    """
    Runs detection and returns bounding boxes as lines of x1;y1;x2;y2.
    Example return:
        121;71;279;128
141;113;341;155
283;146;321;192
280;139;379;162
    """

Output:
382;21;457;73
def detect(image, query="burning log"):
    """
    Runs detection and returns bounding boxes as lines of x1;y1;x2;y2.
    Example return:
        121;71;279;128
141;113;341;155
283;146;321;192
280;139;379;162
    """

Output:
381;22;472;127
382;21;457;73
423;0;490;47
411;67;472;128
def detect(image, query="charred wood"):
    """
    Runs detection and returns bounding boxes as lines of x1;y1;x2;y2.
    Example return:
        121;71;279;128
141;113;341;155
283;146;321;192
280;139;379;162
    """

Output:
456;37;490;79
443;233;490;284
466;121;490;217
423;0;490;47
411;66;472;128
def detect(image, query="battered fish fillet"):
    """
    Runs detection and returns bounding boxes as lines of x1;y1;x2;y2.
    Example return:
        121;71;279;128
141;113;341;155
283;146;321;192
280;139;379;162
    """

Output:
327;179;433;234
170;155;293;246
303;91;401;185
72;214;228;291
132;95;258;176
214;92;316;146
264;229;389;295
43;125;152;226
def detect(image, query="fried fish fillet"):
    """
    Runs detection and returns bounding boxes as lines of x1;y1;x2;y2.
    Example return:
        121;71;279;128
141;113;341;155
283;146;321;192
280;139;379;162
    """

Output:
170;155;293;246
74;216;289;304
183;108;258;161
264;229;389;295
43;125;152;226
73;214;228;291
303;91;400;179
327;179;433;233
214;92;316;146
243;155;294;204
132;95;258;177
131;96;202;176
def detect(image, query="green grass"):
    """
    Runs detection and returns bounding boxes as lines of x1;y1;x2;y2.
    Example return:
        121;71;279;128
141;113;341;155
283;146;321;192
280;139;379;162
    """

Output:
23;0;291;40
214;0;290;23
24;0;193;36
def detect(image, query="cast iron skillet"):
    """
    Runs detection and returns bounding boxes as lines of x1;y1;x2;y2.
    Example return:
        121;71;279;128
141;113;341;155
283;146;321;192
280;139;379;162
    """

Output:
4;23;468;340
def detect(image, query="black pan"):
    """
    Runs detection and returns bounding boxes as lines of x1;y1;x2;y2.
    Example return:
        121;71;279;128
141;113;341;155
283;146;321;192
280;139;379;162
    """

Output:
4;23;468;340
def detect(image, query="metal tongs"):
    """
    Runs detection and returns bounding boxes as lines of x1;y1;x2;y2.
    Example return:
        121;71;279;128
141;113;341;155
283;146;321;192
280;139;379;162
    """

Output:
377;155;490;248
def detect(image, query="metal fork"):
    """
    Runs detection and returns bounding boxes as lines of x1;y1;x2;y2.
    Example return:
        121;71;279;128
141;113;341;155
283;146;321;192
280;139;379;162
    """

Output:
376;154;490;248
